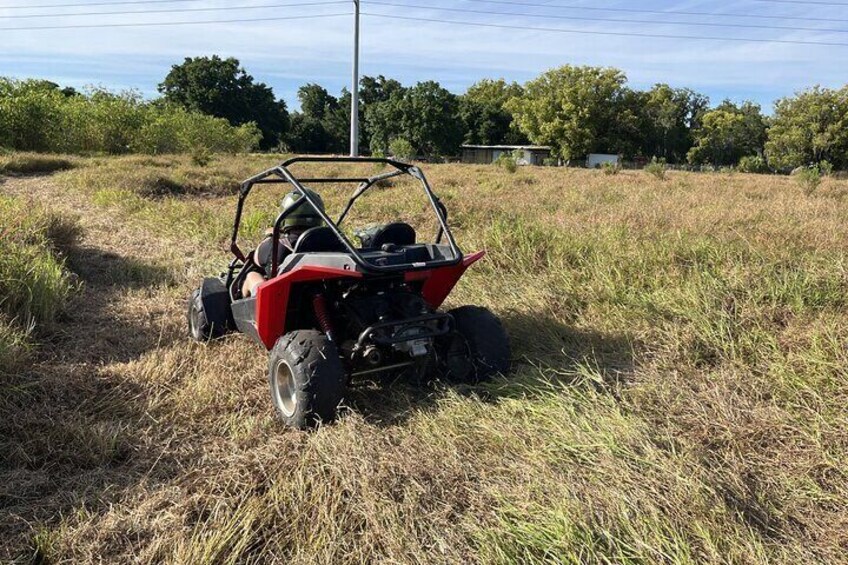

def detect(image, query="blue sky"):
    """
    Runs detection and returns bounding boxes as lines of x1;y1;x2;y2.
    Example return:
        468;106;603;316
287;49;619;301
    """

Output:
1;0;846;112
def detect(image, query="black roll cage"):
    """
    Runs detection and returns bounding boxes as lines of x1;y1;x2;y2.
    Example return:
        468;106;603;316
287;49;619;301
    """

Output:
230;156;463;276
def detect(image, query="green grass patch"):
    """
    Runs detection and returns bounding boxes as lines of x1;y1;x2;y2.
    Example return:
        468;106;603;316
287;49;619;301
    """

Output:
0;195;77;373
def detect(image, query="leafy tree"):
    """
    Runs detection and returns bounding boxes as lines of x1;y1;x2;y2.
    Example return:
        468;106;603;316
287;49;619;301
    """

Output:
298;83;337;120
642;84;709;162
765;86;848;170
687;101;767;167
506;65;629;161
366;80;462;159
158;55;288;148
286;113;335;154
459;78;527;145
357;75;404;152
360;75;404;106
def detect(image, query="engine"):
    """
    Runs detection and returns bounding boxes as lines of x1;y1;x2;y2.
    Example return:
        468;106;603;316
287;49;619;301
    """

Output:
334;280;450;376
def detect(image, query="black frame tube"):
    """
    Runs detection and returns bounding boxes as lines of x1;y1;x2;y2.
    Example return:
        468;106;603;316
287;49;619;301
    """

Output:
230;156;463;275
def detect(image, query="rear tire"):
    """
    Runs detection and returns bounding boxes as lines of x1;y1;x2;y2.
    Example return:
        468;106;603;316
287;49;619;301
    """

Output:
188;287;222;342
268;330;346;430
446;306;511;382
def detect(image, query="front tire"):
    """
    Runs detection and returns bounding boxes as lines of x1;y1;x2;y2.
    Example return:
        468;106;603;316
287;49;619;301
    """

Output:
268;330;346;429
446;306;511;382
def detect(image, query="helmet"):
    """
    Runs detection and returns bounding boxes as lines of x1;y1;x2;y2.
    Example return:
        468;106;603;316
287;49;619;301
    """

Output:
280;188;326;231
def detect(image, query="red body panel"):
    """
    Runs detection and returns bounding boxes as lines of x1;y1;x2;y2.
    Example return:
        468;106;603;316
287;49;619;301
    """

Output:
253;251;485;350
407;250;485;309
254;266;362;349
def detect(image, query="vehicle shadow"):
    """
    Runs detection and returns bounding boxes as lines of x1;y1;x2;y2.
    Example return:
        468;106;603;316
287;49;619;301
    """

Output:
345;310;637;427
51;245;178;364
1;246;181;560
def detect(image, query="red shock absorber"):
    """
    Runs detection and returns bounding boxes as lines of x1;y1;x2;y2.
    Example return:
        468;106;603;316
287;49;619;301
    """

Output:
313;293;335;342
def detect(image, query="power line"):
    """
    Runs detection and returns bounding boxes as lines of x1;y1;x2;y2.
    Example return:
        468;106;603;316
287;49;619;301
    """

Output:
0;12;349;30
745;0;848;5
0;0;200;9
362;12;848;47
458;0;848;24
369;1;848;35
0;0;346;19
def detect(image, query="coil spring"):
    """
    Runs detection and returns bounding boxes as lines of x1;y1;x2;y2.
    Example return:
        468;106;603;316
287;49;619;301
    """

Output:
313;293;335;341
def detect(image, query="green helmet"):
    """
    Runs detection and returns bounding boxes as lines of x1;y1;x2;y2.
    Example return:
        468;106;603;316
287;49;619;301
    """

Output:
280;188;326;231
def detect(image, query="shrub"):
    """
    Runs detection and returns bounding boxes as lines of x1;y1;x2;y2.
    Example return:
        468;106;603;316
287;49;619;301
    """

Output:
191;147;213;167
644;157;667;180
601;161;620;175
0;78;261;155
388;138;415;161
495;149;524;173
737;155;769;174
818;160;834;177
795;165;822;195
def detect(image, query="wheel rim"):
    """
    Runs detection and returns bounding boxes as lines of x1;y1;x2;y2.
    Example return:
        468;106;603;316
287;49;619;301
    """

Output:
273;359;297;418
189;305;199;335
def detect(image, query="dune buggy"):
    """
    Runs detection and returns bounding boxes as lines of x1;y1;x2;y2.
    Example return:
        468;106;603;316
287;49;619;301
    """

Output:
187;156;510;429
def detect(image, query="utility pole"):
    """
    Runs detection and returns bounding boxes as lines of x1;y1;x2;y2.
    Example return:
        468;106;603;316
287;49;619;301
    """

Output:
350;0;360;157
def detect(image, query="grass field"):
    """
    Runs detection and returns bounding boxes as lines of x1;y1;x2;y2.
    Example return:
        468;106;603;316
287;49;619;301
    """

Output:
2;153;847;563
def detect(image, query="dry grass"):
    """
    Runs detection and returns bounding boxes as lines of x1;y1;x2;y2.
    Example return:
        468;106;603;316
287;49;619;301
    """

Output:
2;154;848;563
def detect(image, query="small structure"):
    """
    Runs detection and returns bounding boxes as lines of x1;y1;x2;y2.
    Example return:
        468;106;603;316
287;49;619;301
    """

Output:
586;153;620;168
461;145;552;166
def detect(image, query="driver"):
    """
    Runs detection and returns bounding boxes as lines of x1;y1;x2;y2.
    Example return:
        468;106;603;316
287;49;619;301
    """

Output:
241;188;326;297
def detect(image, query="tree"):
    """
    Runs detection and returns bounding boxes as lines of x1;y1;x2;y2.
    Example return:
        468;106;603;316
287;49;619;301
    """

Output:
459;78;527;145
297;83;337;120
506;65;629;161
365;81;462;159
291;83;346;153
641;84;709;162
687;101;767;167
765;86;848;170
158;55;289;148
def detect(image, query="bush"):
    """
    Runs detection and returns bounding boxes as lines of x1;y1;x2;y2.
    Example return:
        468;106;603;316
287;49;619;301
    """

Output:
495;149;524;173
795;165;822;195
737;155;769;174
818;160;834;177
388;138;415;161
601;161;620;175
0;78;261;155
644;157;667;180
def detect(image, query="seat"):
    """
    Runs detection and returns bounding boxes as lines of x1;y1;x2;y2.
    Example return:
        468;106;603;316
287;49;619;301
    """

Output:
369;222;416;249
293;226;347;253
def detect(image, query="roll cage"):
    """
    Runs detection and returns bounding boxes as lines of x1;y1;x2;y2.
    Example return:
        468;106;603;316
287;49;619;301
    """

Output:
229;156;463;276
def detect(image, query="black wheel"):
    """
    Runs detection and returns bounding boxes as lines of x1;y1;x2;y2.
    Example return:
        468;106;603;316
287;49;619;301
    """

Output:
445;306;511;382
188;287;222;342
268;330;346;430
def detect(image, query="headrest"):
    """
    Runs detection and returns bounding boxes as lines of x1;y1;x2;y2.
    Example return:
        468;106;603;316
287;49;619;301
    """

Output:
293;226;347;254
369;222;416;249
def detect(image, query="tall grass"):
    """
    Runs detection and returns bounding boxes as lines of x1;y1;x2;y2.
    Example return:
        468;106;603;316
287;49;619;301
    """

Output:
0;195;77;372
4;156;848;562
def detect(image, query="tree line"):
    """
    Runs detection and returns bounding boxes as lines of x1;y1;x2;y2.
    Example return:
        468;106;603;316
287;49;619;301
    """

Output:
3;54;847;171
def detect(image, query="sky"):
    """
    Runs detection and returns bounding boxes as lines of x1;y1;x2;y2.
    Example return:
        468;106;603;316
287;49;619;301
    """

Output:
1;0;847;111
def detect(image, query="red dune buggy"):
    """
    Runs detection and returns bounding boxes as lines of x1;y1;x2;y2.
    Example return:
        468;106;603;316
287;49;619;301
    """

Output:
188;157;510;429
